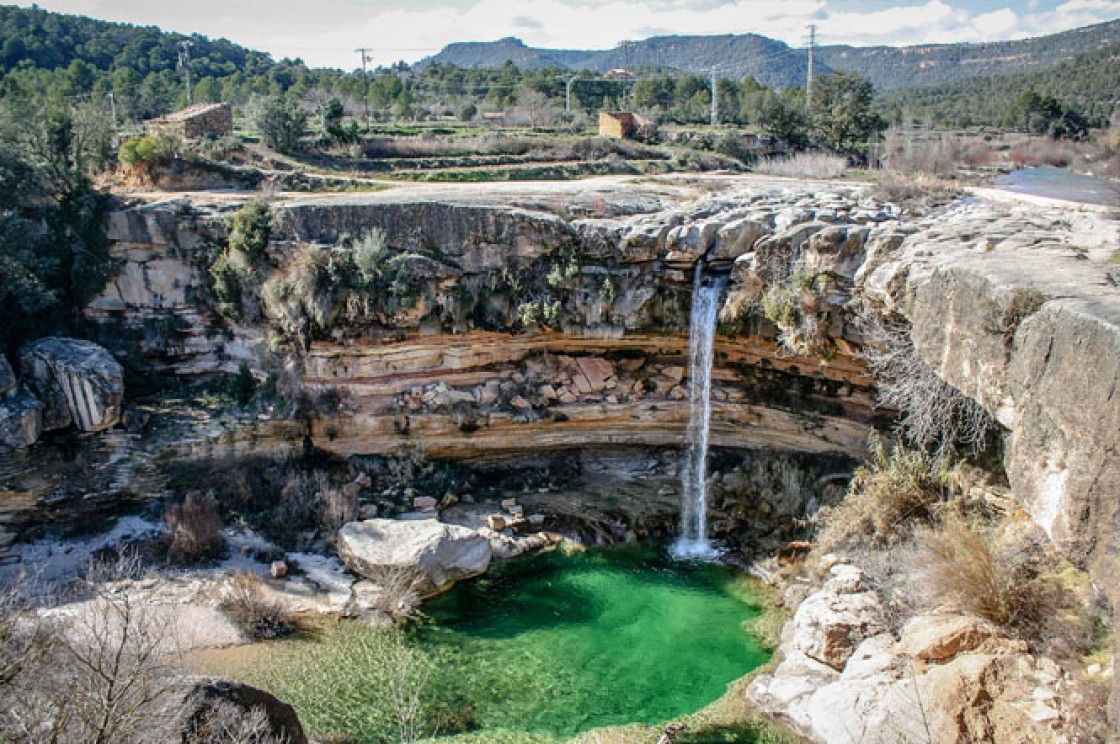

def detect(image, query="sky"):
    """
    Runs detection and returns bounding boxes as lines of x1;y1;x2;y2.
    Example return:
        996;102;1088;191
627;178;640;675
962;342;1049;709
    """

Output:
15;0;1120;70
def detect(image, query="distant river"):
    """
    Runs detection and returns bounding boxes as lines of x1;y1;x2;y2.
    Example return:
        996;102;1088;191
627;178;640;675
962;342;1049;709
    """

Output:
995;166;1120;207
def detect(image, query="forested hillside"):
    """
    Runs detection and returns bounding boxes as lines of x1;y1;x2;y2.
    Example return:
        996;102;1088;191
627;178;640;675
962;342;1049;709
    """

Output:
0;5;365;120
879;43;1120;129
819;18;1120;91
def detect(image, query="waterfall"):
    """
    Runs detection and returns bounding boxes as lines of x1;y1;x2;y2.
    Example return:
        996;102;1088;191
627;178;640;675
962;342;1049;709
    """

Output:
671;266;726;560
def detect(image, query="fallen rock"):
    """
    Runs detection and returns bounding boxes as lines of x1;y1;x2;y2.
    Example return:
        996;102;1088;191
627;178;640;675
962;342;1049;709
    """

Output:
791;584;885;670
897;614;994;663
171;677;308;744
19;337;124;432
0;389;43;450
270;560;288;579
337;518;492;597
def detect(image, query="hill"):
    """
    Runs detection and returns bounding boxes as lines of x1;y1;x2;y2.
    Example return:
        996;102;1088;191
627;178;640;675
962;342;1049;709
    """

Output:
818;18;1120;91
419;34;819;90
420;18;1120;92
879;42;1120;129
0;4;273;79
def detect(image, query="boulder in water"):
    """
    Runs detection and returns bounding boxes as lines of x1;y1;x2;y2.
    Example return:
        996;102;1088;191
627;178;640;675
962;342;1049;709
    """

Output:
19;337;124;432
337;518;492;597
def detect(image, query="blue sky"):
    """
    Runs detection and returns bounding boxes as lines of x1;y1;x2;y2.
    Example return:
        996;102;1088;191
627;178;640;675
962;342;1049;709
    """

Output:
16;0;1120;70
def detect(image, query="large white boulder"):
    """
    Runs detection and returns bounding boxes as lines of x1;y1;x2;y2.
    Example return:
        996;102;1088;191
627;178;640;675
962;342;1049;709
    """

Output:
337;518;492;597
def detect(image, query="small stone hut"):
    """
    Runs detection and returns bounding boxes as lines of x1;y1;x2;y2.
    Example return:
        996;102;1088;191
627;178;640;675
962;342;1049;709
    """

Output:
148;102;233;140
598;111;655;140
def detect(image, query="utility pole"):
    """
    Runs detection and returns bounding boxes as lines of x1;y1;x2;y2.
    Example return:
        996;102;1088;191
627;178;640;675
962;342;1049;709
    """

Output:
617;40;633;109
710;69;719;127
562;75;578;113
355;47;373;131
107;92;119;146
805;24;817;113
177;40;193;107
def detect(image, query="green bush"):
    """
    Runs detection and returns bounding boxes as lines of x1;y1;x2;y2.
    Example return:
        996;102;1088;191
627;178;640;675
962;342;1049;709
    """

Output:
229;199;272;263
254;96;308;153
118;134;178;170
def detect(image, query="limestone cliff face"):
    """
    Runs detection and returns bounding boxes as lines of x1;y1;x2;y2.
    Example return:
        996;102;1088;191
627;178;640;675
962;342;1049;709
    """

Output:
87;183;892;471
83;184;1120;610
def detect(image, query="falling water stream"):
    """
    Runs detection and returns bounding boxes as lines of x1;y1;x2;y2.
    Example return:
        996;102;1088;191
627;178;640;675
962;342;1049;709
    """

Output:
671;265;727;560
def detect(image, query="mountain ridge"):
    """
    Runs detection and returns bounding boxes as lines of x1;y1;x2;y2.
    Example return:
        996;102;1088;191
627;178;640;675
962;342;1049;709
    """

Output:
418;18;1120;91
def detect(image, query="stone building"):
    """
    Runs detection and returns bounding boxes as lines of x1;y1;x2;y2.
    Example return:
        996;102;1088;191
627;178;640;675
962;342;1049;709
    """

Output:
598;111;655;140
148;102;234;140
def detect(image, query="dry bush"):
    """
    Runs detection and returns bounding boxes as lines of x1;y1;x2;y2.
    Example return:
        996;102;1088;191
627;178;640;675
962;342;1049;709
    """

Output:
755;151;848;179
1006;137;1083;169
881;130;995;176
261;243;336;350
0;572;54;688
219;572;293;641
814;433;949;554
911;517;1086;653
856;310;996;460
760;276;834;358
165;492;225;564
1;574;183;743
352;566;422;623
870;174;963;216
184;700;291;744
320;484;358;536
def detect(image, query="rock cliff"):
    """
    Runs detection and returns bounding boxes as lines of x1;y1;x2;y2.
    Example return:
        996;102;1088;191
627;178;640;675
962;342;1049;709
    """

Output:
5;175;1119;733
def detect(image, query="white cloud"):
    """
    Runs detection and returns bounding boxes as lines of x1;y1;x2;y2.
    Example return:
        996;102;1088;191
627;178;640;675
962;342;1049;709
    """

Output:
14;0;1120;69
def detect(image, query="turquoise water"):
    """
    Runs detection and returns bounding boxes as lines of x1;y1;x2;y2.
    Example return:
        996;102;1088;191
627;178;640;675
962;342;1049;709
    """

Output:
417;546;770;737
207;546;771;743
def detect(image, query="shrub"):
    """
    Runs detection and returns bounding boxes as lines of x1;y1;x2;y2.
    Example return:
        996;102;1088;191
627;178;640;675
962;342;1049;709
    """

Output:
760;282;832;358
165;491;225;564
985;285;1046;339
229;200;272;264
211;200;272;319
755;151;847;179
352;229;390;288
857;310;996;459
219;571;294;641
870;174;963;217
814;433;949;553
118;134;179;172
912;517;1085;652
226;363;258;406
254;96;308;153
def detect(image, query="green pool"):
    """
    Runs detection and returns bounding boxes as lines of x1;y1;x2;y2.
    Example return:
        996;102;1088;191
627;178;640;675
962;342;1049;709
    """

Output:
211;546;771;742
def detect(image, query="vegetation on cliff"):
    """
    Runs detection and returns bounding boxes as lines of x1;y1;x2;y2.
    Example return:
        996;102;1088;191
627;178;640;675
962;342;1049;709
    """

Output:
0;96;113;350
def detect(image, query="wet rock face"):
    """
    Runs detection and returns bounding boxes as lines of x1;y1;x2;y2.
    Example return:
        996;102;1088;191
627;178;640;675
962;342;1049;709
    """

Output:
337;518;493;597
19;337;124;432
0;354;15;397
0;389;43;449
